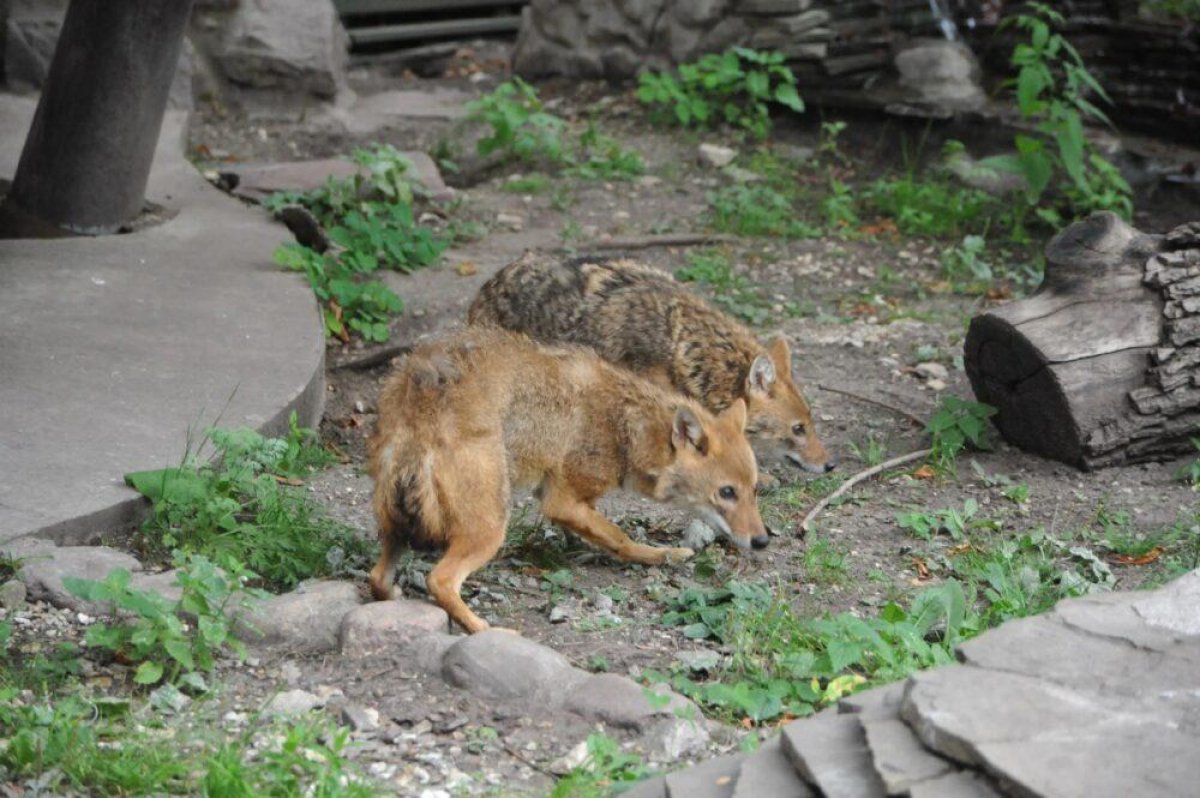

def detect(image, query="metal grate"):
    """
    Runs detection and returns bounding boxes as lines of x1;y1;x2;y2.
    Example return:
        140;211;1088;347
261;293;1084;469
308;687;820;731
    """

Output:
334;0;529;49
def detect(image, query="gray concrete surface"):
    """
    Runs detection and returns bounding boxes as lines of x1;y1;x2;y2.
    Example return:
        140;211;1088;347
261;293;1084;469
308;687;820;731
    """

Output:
0;93;325;544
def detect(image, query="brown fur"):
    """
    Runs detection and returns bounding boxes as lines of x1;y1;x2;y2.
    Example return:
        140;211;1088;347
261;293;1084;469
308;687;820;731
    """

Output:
468;252;833;471
369;328;767;633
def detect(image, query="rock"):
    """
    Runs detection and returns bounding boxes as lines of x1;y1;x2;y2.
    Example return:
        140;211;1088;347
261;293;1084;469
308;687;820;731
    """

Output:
861;717;952;794
3;0;66;90
266;688;325;716
926;378;947;392
944;150;1027;198
723;166;761;183
340;703;380;732
129;570;183;605
591;592;615;613
672;0;729;29
781;712;886;798
838;682;905;719
212;0;348;98
441;630;588;707
223;154;453;206
914;362;949;381
496;212;525;231
732;735;814;798
0;579;26;610
235;580;362;652
565;674;695;732
908;771;1003;798
549;739;590;776
338;599;450;659
17;545;142;611
894;39;985;114
677;649;720;673
548;604;570;624
698;143;737;169
1132;568;1200;636
1053;591;1182;650
645;715;711;761
412;632;458;674
681;518;719;550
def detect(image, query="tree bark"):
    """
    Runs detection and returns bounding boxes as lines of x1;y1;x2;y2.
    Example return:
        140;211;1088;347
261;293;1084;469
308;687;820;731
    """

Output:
964;212;1200;470
0;0;194;237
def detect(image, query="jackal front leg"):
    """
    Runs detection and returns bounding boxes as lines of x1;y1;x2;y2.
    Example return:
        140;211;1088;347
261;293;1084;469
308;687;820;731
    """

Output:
540;482;693;566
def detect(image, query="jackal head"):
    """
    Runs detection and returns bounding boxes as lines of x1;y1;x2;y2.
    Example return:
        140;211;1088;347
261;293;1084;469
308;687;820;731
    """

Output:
659;399;770;550
744;337;835;474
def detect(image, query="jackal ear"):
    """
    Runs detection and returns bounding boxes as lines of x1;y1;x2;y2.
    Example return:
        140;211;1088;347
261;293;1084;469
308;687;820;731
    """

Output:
767;336;792;370
746;354;776;397
671;406;709;455
720;398;748;433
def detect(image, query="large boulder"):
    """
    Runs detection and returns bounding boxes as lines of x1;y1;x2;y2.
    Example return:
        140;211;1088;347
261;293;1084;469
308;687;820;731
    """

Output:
211;0;347;98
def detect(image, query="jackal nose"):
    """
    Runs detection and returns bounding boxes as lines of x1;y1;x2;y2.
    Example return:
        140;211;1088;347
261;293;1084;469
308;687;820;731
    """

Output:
823;459;837;472
751;534;770;550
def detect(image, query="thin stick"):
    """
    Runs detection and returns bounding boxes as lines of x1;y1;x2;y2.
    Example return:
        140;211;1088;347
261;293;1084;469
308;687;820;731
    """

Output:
817;383;926;428
569;232;737;252
332;344;412;372
799;448;931;536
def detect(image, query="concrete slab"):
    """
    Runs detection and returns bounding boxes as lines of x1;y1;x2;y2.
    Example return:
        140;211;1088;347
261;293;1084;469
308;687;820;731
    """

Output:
664;752;741;798
731;735;813;798
0;93;325;544
781;712;886;798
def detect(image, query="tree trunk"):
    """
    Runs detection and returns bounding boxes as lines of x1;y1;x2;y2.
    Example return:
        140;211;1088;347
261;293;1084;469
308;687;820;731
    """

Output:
0;0;193;237
964;212;1200;470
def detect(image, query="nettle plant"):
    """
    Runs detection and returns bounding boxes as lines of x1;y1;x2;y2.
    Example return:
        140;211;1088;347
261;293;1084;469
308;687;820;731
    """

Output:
267;144;446;343
637;47;805;140
986;2;1133;222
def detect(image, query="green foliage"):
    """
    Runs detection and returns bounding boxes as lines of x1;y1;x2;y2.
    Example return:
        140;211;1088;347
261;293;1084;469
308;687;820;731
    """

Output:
1176;438;1200;489
896;499;1000;542
64;554;260;687
706;183;819;239
674;248;780;325
266;144;446;342
466;79;642;178
1139;0;1200;20
848;435;887;467
552;733;656;797
926;396;998;474
803;538;849;585
656;580;970;723
125;416;370;592
861;175;996;237
985;2;1132;221
637;47;804;140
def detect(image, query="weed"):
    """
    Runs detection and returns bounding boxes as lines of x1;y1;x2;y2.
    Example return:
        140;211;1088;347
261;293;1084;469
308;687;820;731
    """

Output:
125;416;370;592
674;248;773;325
541;568;575;602
861;175;996;238
65;553;261;686
552;733;656;797
267;144;446;342
896;499;1001;542
926;396;997;474
636;47;804;140
1176;438;1200;489
848;434;887;467
501;174;552;194
802;538;849;585
986;2;1132;221
706;183;819;239
467;79;641;179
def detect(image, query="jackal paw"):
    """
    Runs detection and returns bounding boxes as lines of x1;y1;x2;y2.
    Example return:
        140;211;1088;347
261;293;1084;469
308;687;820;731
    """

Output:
663;547;695;564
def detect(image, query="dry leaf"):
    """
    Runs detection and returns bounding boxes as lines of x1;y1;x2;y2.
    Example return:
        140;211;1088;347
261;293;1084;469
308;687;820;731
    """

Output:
912;465;936;480
912;557;931;581
455;261;478;277
272;475;304;487
859;218;899;237
948;542;974;556
986;286;1013;301
1110;546;1164;566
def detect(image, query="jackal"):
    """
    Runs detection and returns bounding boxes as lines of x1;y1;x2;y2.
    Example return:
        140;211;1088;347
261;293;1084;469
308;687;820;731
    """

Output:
468;252;833;472
368;327;768;633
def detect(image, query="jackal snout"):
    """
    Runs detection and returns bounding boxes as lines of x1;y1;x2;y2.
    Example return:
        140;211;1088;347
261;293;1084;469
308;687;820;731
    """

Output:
660;398;769;550
744;336;834;475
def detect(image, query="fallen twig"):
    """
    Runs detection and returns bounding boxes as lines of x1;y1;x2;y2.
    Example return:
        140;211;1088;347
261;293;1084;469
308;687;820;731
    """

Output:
817;383;927;428
569;232;737;252
799;448;931;536
332;344;412;372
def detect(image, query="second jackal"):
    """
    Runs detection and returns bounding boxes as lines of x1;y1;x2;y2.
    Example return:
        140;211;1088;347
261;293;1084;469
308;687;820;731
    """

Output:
468;252;833;472
369;327;768;633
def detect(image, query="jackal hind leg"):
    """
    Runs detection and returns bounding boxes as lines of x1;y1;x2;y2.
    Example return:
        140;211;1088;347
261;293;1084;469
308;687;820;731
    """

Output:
369;518;402;601
539;479;694;566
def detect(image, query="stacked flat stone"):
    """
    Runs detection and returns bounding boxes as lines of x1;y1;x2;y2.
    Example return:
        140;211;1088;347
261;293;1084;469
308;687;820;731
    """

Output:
627;569;1200;798
1130;222;1200;454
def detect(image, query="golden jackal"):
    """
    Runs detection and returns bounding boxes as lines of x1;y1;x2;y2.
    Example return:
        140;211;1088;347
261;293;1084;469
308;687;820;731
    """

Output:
468;252;834;472
368;328;768;633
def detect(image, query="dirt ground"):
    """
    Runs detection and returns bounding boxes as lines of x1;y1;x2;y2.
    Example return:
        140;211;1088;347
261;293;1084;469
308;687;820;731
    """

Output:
7;43;1197;796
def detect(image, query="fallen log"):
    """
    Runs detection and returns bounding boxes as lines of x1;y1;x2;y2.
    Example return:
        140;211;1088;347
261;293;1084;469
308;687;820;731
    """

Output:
964;212;1200;470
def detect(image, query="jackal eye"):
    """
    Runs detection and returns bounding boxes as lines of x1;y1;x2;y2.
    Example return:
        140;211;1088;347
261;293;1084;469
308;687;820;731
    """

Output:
792;423;806;436
718;486;737;501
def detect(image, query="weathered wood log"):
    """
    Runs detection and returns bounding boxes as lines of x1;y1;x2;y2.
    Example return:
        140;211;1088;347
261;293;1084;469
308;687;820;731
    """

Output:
964;212;1200;470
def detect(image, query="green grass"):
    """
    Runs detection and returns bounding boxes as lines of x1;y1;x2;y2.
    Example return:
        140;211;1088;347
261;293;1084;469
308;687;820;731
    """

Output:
706;183;820;239
124;415;370;593
552;733;656;797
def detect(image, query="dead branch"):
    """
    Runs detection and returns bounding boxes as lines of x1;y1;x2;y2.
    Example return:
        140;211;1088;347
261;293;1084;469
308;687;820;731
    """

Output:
798;448;931;536
332;344;413;372
817;383;927;427
569;232;737;252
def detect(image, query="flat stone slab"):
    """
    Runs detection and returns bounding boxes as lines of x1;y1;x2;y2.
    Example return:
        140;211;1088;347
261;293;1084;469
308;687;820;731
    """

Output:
838;681;905;719
335;87;473;131
861;717;952;795
1132;568;1200;635
908;771;1002;798
0;95;325;545
781;711;886;798
15;543;141;611
222;153;453;205
902;663;1200;797
732;735;813;798
564;674;694;732
664;752;742;798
